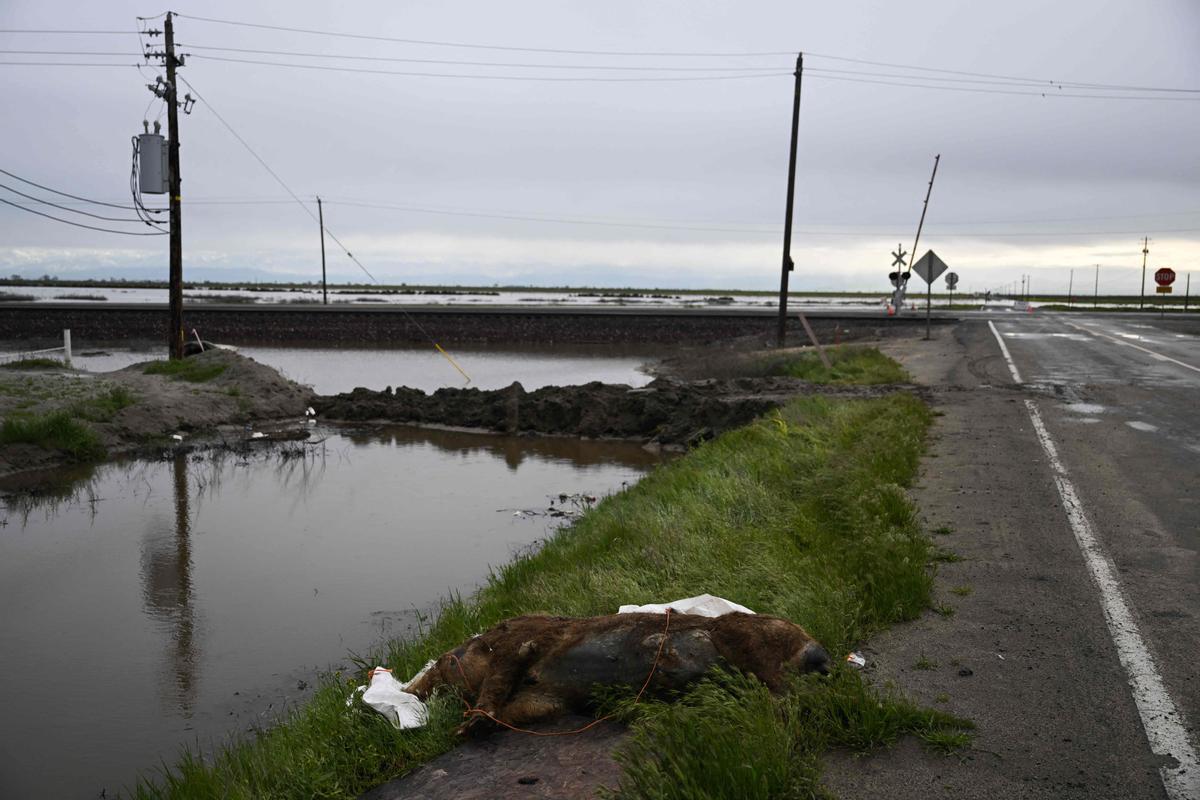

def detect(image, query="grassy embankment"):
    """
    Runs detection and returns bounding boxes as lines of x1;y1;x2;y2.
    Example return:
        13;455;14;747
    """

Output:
144;359;228;383
763;345;909;385
0;384;135;461
134;349;966;800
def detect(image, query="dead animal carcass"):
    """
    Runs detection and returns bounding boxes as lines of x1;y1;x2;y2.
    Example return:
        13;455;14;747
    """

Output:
407;611;831;734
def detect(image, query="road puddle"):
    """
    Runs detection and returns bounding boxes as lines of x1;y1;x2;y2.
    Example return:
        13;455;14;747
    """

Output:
0;426;663;798
1062;402;1107;415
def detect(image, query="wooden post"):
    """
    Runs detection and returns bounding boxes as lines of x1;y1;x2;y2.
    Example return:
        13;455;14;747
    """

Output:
165;12;184;359
317;196;328;305
776;53;803;348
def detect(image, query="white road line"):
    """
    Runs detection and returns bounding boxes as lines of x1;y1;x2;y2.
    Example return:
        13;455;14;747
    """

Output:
988;321;1200;800
986;321;1023;383
1063;320;1200;375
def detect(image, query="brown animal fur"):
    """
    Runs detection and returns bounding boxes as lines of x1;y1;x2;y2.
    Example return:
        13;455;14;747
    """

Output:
407;612;830;735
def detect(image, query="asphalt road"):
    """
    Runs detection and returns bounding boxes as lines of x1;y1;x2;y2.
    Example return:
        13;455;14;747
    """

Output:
824;311;1200;799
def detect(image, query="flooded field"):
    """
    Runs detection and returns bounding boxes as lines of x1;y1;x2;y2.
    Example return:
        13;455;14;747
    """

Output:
3;283;891;310
71;344;656;395
0;426;662;798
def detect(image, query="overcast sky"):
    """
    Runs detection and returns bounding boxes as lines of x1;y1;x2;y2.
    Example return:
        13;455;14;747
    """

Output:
1;0;1197;294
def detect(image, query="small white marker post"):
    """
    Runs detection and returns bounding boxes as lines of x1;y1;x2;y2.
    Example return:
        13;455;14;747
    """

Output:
62;329;71;367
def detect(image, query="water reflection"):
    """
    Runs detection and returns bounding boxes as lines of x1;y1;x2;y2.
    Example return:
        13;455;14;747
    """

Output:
0;426;658;799
140;453;199;716
348;424;664;471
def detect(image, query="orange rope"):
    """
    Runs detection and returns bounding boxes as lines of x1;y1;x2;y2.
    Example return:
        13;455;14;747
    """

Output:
454;608;673;737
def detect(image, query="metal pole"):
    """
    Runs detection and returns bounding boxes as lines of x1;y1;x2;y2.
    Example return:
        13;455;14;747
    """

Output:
925;271;931;340
1094;264;1099;309
1186;273;1191;312
317;196;328;305
1068;268;1073;308
1139;236;1149;310
776;53;803;348
907;154;940;281
164;12;184;359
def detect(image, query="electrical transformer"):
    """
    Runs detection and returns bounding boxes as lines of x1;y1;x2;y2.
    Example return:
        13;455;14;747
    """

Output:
138;132;169;194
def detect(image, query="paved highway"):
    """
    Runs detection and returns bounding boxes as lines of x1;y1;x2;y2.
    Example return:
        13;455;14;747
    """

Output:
994;312;1200;797
826;310;1200;799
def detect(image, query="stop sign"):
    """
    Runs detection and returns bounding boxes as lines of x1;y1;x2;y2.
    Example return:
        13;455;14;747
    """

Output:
1155;267;1176;286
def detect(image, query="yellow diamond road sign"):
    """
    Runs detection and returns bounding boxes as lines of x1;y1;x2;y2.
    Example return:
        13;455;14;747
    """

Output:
911;250;948;285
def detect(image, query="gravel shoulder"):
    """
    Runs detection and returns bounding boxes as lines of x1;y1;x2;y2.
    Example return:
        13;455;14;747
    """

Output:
821;322;1167;799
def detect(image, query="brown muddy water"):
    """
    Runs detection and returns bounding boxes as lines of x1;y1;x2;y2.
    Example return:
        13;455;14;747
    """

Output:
71;344;656;395
0;425;663;799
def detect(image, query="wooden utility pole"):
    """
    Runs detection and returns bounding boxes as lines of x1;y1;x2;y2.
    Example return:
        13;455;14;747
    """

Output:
907;154;940;280
1139;236;1150;310
317;196;328;305
1094;264;1099;308
1068;268;1074;308
776;53;803;348
164;12;184;359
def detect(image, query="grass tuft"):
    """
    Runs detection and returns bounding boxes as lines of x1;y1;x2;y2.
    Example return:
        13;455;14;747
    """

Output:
766;345;910;385
0;409;105;460
1;357;67;370
144;358;227;383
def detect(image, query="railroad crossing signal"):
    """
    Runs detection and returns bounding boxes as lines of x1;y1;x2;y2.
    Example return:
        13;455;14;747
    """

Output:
892;245;908;268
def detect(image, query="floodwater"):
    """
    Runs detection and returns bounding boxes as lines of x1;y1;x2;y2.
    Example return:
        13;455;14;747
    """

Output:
0;426;663;799
5;283;893;310
71;344;655;394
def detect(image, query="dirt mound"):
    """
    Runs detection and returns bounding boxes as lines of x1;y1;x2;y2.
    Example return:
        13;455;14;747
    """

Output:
313;377;817;446
0;350;315;476
109;349;313;435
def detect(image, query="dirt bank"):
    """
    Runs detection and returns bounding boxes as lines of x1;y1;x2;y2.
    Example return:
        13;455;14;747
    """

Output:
0;349;314;476
313;376;897;446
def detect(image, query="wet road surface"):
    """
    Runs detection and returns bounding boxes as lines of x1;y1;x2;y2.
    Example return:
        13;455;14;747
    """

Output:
825;311;1199;799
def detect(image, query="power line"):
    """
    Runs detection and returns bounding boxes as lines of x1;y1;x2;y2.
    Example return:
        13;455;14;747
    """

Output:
176;43;789;71
0;181;158;223
172;14;796;57
0;167;162;211
807;72;1200;101
172;13;1198;94
0;49;141;55
187;54;791;82
0;61;140;66
0;29;133;35
0;197;167;235
806;52;1199;94
174;74;376;282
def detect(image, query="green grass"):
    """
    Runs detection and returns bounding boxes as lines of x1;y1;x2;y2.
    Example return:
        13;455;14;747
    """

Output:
1;357;67;370
0;409;105;460
133;389;966;799
607;671;967;800
766;345;911;385
144;358;227;383
74;386;137;422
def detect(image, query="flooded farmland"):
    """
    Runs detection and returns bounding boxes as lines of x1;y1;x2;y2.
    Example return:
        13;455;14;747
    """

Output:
70;343;656;395
0;346;666;798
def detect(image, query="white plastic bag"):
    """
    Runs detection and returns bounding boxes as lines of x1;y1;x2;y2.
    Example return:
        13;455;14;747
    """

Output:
353;666;429;729
617;593;755;617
